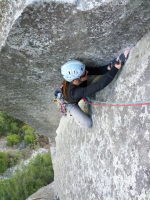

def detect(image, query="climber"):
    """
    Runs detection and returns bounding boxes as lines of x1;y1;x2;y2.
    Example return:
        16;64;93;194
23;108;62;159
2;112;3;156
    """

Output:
59;50;130;128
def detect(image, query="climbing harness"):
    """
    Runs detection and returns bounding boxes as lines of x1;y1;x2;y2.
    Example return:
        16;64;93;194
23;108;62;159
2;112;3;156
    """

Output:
53;87;67;115
85;97;150;107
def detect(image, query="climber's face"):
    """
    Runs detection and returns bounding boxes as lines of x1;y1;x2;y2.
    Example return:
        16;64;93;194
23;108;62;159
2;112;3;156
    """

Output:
80;70;88;81
72;70;88;86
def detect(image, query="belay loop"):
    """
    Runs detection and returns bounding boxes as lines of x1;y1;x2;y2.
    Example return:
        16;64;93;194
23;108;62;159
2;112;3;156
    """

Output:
53;87;67;115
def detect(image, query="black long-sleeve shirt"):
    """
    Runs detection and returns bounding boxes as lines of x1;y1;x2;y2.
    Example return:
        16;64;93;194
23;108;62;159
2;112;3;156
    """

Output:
65;65;119;104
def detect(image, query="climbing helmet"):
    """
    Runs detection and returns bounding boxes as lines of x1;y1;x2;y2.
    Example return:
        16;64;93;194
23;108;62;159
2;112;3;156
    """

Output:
61;60;85;82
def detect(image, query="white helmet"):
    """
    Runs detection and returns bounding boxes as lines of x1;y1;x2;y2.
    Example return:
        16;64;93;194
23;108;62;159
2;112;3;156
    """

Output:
61;60;85;82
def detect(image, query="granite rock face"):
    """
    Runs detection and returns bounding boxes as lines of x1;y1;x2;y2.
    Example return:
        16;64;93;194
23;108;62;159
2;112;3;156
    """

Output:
0;0;31;50
0;0;150;139
26;182;55;200
54;32;150;200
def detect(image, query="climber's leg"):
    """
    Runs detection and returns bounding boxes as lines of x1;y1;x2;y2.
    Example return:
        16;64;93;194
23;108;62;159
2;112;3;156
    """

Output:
66;104;92;128
78;99;91;115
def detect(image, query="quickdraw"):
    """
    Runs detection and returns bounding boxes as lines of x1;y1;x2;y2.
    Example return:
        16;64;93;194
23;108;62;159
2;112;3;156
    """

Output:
53;88;67;115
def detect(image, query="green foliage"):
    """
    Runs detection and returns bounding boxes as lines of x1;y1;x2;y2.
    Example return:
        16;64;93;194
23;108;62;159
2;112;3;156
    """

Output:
24;134;36;145
22;125;37;146
0;152;22;174
0;112;23;136
0;153;54;200
21;125;35;135
0;111;38;147
10;122;20;134
0;152;9;174
7;152;22;168
0;112;53;200
6;134;21;146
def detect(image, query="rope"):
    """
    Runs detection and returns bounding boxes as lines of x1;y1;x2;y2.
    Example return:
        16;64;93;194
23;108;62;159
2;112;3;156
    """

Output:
86;97;150;107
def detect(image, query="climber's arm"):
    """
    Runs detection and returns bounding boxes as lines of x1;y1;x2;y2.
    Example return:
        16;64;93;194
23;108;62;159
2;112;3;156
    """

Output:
70;66;119;99
86;65;109;75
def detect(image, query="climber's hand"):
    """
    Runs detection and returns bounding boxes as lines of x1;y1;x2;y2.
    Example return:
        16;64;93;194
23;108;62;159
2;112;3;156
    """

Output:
114;61;122;69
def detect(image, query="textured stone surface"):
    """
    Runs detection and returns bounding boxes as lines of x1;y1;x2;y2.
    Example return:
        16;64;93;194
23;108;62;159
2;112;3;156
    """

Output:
0;0;31;50
54;32;150;200
0;0;150;140
26;182;55;200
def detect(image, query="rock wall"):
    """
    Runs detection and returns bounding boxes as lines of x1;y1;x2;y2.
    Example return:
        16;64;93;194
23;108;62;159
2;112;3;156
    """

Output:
26;182;55;200
0;0;36;50
54;32;150;199
0;0;150;140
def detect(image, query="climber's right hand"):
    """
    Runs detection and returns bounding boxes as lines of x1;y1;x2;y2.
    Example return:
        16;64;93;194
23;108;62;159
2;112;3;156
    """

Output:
114;61;122;69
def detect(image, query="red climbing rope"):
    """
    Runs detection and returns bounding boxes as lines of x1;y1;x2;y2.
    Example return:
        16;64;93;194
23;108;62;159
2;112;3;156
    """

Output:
88;102;150;107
